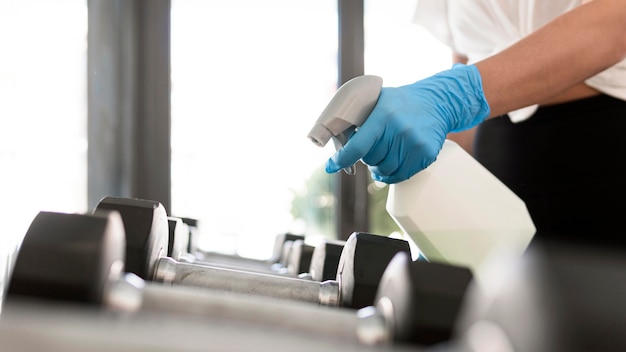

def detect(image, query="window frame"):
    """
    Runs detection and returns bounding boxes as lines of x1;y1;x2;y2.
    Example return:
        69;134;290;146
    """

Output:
87;0;368;240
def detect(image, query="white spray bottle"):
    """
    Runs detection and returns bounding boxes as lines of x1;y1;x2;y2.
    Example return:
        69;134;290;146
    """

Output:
307;75;536;288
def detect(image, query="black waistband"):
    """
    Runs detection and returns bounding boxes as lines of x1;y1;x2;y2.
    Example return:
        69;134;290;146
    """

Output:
491;94;626;127
534;93;625;116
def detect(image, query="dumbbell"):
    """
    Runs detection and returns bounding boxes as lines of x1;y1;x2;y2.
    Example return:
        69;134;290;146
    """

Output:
435;239;626;352
282;239;316;277
148;208;338;281
170;214;307;273
7;210;473;347
168;212;341;281
169;216;343;281
305;239;346;281
178;216;200;254
166;216;190;262
177;224;315;278
182;225;310;276
94;196;410;309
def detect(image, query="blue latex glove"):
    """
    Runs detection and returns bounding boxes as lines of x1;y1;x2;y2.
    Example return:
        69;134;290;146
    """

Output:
325;64;491;184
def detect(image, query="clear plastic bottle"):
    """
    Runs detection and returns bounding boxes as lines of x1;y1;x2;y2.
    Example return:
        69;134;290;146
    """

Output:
386;139;536;287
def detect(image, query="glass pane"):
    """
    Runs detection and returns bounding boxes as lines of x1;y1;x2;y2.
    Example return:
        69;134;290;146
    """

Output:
364;0;452;236
171;0;338;259
0;1;88;249
0;0;88;296
364;0;452;85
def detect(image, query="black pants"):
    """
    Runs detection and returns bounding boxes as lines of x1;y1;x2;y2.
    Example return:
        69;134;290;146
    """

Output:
474;94;626;247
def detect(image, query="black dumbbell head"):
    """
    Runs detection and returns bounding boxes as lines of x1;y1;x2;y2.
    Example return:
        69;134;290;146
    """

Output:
8;211;125;305
167;217;189;261
286;240;315;276
309;239;345;282
179;217;199;254
272;233;305;264
375;252;473;346
180;217;198;228
337;232;411;309
94;197;169;280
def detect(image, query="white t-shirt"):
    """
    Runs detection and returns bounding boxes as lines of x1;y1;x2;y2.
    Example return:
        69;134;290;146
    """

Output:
414;0;626;122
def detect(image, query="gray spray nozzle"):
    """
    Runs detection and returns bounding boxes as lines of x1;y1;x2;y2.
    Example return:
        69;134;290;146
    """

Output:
307;75;383;175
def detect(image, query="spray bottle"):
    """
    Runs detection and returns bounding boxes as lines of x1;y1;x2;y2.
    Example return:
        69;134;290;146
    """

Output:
307;75;536;288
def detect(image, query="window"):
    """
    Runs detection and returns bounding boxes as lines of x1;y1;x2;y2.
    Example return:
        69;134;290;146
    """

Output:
171;0;338;258
0;0;88;259
171;0;452;259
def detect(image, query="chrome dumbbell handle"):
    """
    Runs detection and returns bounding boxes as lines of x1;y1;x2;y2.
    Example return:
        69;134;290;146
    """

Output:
154;257;340;306
105;273;385;344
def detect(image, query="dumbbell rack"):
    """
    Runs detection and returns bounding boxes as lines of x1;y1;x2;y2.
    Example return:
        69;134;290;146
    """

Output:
0;226;429;352
0;300;423;352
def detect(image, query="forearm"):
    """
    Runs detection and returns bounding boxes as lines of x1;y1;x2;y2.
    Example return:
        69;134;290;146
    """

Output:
476;0;626;118
446;52;476;154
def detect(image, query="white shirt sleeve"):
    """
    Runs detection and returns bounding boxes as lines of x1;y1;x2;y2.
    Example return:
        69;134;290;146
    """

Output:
413;0;456;52
413;0;600;123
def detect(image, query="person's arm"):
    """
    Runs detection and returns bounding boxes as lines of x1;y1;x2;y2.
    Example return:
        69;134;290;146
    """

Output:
325;0;626;183
452;52;469;66
477;0;626;118
446;52;477;155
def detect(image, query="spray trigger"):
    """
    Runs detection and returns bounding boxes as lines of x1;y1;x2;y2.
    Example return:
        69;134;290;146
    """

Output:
307;75;383;175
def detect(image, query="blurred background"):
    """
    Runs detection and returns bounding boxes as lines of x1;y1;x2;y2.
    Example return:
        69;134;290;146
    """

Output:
0;0;451;262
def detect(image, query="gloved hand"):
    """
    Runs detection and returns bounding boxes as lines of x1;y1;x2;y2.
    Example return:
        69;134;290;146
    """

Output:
325;64;491;184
